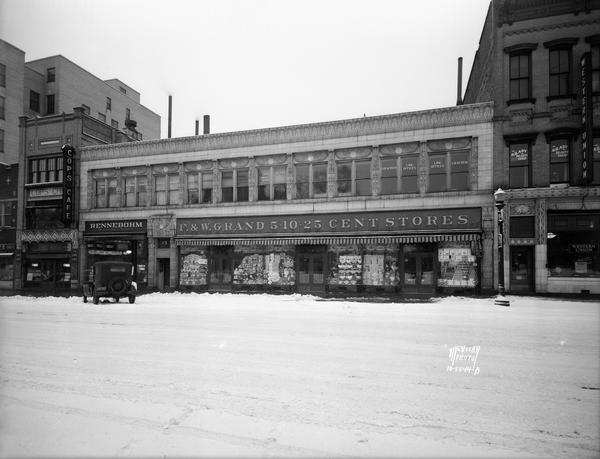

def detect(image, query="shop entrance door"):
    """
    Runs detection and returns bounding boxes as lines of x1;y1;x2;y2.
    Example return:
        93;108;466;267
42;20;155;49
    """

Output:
296;246;326;293
209;247;233;291
157;258;170;291
510;246;534;293
402;251;435;294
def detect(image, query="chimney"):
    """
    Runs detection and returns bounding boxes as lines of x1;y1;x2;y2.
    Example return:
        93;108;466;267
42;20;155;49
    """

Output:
203;115;210;134
457;57;463;105
168;95;172;138
195;119;199;136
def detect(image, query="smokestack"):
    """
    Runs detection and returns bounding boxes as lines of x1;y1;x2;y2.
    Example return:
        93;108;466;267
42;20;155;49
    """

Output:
203;115;210;134
168;95;172;138
457;57;463;105
195;119;199;136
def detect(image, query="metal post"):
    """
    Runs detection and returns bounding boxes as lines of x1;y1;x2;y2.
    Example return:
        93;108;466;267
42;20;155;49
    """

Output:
494;188;510;306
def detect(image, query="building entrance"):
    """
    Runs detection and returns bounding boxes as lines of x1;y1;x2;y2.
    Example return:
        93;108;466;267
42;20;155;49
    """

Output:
402;248;436;294
510;246;534;293
296;246;326;293
209;247;233;291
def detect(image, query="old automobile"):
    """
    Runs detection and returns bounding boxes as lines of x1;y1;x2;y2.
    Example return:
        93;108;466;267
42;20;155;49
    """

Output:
83;261;137;304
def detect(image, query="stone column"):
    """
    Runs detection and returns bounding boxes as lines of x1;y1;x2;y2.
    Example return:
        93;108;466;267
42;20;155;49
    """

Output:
327;150;336;198
418;141;428;195
535;198;548;293
371;145;380;196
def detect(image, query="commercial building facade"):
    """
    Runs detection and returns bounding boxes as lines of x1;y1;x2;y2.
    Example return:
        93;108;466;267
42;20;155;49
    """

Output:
464;0;600;294
79;102;495;296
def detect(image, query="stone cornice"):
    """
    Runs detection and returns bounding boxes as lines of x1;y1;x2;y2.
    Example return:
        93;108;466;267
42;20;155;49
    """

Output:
503;17;600;37
506;186;600;199
80;102;494;161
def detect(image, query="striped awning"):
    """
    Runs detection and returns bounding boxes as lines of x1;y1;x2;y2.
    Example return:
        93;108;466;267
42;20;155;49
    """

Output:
176;233;480;247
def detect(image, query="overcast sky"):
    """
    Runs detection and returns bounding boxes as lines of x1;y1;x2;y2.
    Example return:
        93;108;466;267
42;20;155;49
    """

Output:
1;0;489;139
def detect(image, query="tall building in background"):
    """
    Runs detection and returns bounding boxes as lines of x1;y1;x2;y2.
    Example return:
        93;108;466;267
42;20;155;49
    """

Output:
0;39;161;291
464;0;600;295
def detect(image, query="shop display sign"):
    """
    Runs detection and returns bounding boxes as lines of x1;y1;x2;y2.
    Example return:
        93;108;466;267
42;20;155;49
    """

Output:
177;208;481;237
510;145;528;164
62;145;75;223
85;219;147;234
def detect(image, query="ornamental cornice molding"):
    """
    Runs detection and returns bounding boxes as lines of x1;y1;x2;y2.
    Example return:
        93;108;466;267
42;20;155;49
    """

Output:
80;103;494;161
21;229;78;243
505;186;600;199
503;17;600;37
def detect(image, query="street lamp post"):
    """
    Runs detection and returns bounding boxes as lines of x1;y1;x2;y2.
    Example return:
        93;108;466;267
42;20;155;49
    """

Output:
494;188;510;307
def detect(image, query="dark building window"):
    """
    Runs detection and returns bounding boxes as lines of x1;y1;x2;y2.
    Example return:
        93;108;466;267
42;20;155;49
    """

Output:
221;169;248;203
28;157;63;184
46;94;55;115
549;138;570;184
258;165;287;201
26;204;64;229
428;151;469;192
0;63;5;87
0;96;4;119
380;157;398;195
509;142;530;188
106;97;112;111
295;163;327;199
0;129;4;153
29;90;40;112
509;52;531;101
336;159;371;196
510;216;535;238
549;48;571;97
201;171;213;203
46;67;55;83
592;45;600;93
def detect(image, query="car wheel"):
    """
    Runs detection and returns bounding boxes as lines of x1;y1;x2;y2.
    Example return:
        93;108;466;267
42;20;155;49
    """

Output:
108;277;127;296
93;296;99;305
115;296;120;303
83;296;88;303
128;295;136;304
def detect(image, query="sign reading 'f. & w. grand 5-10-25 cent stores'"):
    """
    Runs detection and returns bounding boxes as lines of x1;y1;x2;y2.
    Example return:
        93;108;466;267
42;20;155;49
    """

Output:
177;208;481;237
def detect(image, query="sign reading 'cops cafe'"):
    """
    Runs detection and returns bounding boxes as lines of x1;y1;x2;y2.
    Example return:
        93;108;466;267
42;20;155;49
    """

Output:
62;144;75;223
177;208;481;237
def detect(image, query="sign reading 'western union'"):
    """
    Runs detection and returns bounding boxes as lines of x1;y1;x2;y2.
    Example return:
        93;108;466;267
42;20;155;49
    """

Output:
177;208;481;237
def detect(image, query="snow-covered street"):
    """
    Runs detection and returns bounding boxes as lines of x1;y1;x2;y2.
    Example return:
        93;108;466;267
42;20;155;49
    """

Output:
0;293;598;458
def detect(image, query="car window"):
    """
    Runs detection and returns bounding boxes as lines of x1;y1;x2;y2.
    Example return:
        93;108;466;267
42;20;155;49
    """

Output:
109;267;127;273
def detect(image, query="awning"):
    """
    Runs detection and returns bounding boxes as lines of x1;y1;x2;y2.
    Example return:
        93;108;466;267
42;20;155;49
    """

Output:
176;233;480;246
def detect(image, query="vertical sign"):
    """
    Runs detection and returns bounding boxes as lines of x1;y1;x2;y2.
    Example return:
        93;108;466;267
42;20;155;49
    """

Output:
581;53;594;184
62;144;75;223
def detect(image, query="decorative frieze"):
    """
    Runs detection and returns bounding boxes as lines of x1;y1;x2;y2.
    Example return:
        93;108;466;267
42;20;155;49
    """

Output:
21;229;78;243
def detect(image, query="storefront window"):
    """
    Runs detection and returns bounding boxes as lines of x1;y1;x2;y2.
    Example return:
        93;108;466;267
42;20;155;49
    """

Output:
437;242;478;288
362;244;399;286
86;238;147;285
548;213;600;277
232;245;295;286
180;250;208;286
328;245;362;286
0;257;13;281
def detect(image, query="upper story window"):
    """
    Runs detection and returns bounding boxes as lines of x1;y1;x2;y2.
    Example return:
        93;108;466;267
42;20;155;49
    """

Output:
29;157;63;184
125;174;148;207
337;159;371;196
155;173;180;206
0;129;4;153
549;48;571;97
428;151;469;192
508;142;530;188
29;90;40;112
46;94;55;115
0;96;4;120
0;63;6;87
592;136;600;185
221;168;248;203
592;44;600;93
125;108;131;120
119;86;127;94
296;162;327;199
186;171;213;204
258;165;287;201
46;67;55;83
0;200;16;228
94;177;119;208
505;43;537;104
549;138;570;184
106;97;112;111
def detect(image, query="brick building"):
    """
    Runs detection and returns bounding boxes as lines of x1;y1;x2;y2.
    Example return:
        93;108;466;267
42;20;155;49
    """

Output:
0;39;162;292
464;0;600;294
78;103;495;296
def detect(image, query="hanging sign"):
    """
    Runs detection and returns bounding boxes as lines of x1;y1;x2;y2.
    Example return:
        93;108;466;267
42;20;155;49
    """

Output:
62;144;75;223
581;53;593;184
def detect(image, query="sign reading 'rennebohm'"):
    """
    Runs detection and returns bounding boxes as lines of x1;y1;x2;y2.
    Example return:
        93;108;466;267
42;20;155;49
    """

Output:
177;208;481;237
61;144;75;223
